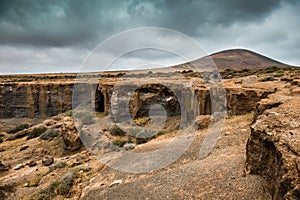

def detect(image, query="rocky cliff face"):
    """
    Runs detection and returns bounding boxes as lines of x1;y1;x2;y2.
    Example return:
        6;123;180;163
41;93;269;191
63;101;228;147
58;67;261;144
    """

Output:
0;83;74;118
246;90;300;199
0;80;274;120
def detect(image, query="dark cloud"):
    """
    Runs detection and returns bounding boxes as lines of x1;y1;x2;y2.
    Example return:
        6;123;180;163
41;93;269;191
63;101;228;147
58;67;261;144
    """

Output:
0;0;299;73
0;0;295;47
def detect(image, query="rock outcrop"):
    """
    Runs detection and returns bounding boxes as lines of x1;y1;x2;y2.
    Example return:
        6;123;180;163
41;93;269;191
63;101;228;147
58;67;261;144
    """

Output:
61;121;81;151
0;75;275;120
246;96;300;199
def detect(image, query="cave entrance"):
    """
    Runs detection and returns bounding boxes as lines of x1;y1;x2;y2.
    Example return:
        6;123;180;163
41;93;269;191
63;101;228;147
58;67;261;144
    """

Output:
95;88;104;113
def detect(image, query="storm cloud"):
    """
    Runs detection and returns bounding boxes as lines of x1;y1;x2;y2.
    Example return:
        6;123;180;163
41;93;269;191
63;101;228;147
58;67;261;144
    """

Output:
0;0;299;74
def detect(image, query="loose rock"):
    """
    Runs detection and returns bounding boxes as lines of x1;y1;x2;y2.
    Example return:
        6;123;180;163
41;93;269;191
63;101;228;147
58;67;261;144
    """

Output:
13;164;24;170
109;180;122;187
19;145;29;151
27;160;37;167
42;155;54;166
0;161;9;172
123;143;136;151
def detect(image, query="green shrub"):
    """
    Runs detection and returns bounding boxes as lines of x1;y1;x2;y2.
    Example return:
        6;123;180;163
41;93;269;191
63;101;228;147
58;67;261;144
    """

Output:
112;139;127;147
156;130;166;137
65;110;73;117
35;186;55;200
27;127;47;140
259;76;275;82
265;66;280;73
109;125;126;136
56;173;75;195
73;110;95;125
48;161;67;172
0;136;3;143
277;69;285;74
274;73;284;77
7;124;29;134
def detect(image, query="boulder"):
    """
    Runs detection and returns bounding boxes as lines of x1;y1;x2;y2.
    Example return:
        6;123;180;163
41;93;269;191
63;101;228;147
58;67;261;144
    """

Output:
61;122;81;151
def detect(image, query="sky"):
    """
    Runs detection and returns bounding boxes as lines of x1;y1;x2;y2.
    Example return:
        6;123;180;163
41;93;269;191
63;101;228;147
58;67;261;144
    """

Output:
0;0;300;74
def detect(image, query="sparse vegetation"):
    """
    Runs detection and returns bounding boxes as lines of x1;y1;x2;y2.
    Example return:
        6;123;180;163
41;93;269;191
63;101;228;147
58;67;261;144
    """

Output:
134;117;150;126
183;72;201;78
259;76;275;82
112;139;128;147
27;127;47;140
56;172;75;195
32;172;76;200
109;124;126;136
96;111;107;118
7;124;29;134
274;73;284;77
65;110;73;117
265;66;280;73
72;110;95;125
156;130;166;137
48;161;67;172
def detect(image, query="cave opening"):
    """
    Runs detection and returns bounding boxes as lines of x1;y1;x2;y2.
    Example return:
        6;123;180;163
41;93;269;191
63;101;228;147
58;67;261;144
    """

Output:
95;88;105;113
131;85;181;119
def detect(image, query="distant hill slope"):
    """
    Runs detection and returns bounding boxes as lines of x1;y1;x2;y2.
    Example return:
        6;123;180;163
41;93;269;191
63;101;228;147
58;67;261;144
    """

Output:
171;49;290;71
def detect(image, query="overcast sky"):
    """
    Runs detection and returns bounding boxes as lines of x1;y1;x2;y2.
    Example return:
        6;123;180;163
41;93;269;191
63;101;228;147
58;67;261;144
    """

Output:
0;0;299;74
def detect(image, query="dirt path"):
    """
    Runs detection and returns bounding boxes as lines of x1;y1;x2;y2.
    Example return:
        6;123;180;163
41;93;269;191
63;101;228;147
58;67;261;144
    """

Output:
82;114;271;199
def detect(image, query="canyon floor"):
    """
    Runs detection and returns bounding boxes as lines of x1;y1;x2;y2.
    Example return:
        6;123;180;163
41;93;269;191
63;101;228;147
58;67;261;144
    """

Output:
0;67;299;200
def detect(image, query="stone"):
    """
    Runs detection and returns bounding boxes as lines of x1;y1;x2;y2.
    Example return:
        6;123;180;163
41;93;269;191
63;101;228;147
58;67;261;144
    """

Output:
27;160;37;167
194;115;211;129
13;164;24;170
44;119;55;126
109;180;122;187
0;161;9;172
19;145;29;151
123;143;136;151
39;129;60;140
52;116;62;121
42;155;54;166
61;122;81;151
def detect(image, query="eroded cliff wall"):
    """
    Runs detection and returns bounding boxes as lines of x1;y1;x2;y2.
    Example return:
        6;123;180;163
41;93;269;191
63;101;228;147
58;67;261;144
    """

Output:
0;81;273;119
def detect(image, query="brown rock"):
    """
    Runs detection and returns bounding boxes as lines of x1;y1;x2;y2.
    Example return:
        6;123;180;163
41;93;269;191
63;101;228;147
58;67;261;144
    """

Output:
246;97;300;199
0;161;9;172
52;116;62;121
44;119;55;126
42;155;54;166
19;145;29;151
235;80;242;84
27;160;37;167
194;115;211;129
61;122;81;151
